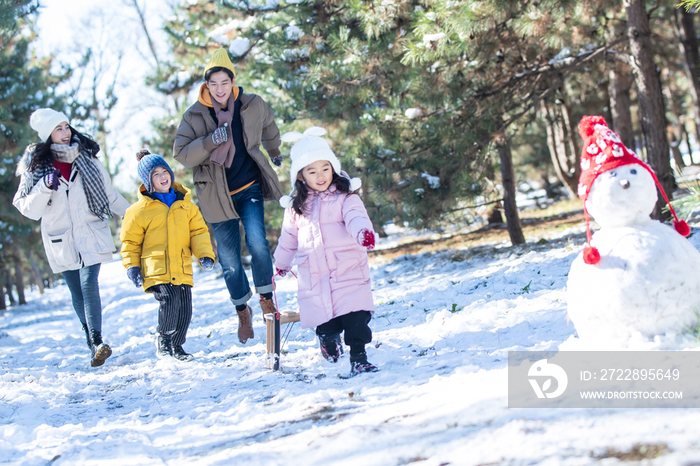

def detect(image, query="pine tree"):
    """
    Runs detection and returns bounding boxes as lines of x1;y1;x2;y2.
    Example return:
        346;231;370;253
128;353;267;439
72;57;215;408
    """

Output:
145;1;490;233
145;0;691;240
0;0;70;302
399;0;611;243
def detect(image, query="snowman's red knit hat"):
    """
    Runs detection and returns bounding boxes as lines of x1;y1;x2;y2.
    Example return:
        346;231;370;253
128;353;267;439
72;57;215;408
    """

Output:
577;115;690;265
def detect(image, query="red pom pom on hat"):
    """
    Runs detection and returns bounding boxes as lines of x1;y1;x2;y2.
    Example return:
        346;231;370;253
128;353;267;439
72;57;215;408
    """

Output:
581;208;601;265
674;219;691;237
578;115;607;140
583;246;601;265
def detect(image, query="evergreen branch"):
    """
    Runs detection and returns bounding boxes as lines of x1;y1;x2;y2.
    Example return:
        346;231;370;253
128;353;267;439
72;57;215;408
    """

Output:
446;198;504;213
501;36;628;130
484;36;626;103
220;0;295;14
605;48;637;71
365;178;414;195
646;0;661;18
679;0;700;12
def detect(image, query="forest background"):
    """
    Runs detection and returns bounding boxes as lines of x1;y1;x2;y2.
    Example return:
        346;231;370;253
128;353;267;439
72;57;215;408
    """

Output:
2;0;700;307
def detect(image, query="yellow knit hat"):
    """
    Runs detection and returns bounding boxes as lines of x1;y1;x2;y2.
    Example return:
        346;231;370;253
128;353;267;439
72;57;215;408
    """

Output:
204;48;236;78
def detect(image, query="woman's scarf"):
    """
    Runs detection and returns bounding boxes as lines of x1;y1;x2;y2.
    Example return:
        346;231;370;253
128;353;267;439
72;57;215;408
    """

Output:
17;140;111;220
17;146;53;197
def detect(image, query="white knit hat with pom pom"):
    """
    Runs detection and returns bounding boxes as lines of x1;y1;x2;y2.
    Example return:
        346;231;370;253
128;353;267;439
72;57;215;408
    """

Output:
278;126;361;208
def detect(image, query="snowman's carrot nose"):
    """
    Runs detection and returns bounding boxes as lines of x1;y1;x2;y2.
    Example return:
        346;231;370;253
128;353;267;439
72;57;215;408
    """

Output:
620;179;630;189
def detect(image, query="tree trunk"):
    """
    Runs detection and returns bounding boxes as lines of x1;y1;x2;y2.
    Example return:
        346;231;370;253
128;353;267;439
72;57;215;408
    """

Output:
541;100;581;198
608;61;636;149
5;268;16;305
625;0;674;220
683;122;696;164
30;259;45;295
364;170;387;237
496;139;525;245
668;125;686;169
484;201;504;224
12;252;26;305
675;8;700;143
0;269;6;311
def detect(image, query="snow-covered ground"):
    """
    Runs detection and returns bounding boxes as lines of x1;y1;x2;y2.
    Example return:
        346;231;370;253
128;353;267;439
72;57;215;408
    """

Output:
2;221;700;465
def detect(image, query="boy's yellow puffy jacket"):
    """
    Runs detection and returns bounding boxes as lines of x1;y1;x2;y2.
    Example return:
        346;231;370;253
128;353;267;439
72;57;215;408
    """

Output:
120;183;214;291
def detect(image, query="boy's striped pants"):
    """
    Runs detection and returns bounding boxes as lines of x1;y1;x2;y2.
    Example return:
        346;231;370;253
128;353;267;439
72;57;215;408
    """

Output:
149;284;192;346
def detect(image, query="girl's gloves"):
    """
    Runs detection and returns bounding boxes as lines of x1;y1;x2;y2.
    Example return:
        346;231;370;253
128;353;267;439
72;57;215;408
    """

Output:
358;229;376;250
275;267;289;277
127;266;143;287
211;123;229;146
199;257;215;271
271;155;284;167
43;168;61;191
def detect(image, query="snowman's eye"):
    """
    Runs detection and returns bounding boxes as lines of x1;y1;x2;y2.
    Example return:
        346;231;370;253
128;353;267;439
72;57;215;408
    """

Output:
630;168;637;174
608;171;617;177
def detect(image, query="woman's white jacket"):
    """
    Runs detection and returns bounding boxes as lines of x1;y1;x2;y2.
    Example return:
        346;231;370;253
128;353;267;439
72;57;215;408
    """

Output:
13;158;130;273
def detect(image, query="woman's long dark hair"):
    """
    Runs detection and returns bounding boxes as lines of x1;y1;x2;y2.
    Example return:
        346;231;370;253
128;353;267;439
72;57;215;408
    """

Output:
292;172;352;216
28;126;100;172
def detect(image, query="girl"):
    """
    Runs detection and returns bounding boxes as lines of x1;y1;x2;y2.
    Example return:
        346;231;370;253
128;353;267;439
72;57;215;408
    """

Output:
13;108;130;367
120;150;215;361
273;127;379;375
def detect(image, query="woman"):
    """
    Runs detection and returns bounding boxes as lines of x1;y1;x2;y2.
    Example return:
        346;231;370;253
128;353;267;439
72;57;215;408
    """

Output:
13;108;130;367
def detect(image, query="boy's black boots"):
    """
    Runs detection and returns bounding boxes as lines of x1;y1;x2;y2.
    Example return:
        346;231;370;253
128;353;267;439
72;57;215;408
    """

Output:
157;333;193;362
172;344;194;362
156;334;173;358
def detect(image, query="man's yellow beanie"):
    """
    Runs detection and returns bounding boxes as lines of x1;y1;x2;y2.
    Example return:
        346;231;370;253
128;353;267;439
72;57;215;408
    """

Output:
204;48;236;78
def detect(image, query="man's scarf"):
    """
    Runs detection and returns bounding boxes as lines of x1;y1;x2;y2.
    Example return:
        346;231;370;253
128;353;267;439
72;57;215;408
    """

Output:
210;92;236;168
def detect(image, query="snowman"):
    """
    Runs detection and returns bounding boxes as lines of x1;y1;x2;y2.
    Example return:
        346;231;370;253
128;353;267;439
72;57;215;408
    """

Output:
566;116;700;347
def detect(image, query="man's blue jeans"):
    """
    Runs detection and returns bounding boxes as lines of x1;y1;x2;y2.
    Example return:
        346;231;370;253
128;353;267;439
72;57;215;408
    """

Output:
62;263;103;333
211;182;274;306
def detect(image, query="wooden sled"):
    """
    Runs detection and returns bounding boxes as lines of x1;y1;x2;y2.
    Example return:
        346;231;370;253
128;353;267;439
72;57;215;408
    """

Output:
265;309;300;370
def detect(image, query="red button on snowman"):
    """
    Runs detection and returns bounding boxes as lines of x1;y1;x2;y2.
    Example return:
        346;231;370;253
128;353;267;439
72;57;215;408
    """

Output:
566;116;700;347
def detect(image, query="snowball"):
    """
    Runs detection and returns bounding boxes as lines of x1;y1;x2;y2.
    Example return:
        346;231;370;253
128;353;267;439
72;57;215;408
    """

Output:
421;172;440;189
422;32;445;45
229;38;251;57
405;108;422;119
285;25;305;41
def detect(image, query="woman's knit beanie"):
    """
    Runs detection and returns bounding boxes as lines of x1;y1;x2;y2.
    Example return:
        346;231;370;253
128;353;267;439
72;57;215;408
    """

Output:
30;108;70;142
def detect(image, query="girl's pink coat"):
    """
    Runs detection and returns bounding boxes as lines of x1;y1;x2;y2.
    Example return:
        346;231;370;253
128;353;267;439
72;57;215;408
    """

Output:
273;188;375;329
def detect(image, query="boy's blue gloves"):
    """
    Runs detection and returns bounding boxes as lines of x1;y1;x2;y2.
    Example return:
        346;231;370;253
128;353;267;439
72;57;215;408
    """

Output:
199;257;215;271
127;266;143;287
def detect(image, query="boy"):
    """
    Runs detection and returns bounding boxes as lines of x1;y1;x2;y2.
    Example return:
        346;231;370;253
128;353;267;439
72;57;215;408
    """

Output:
120;149;215;361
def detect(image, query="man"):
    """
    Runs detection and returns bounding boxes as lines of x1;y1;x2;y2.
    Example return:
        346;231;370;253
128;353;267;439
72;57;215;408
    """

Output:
174;48;284;344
